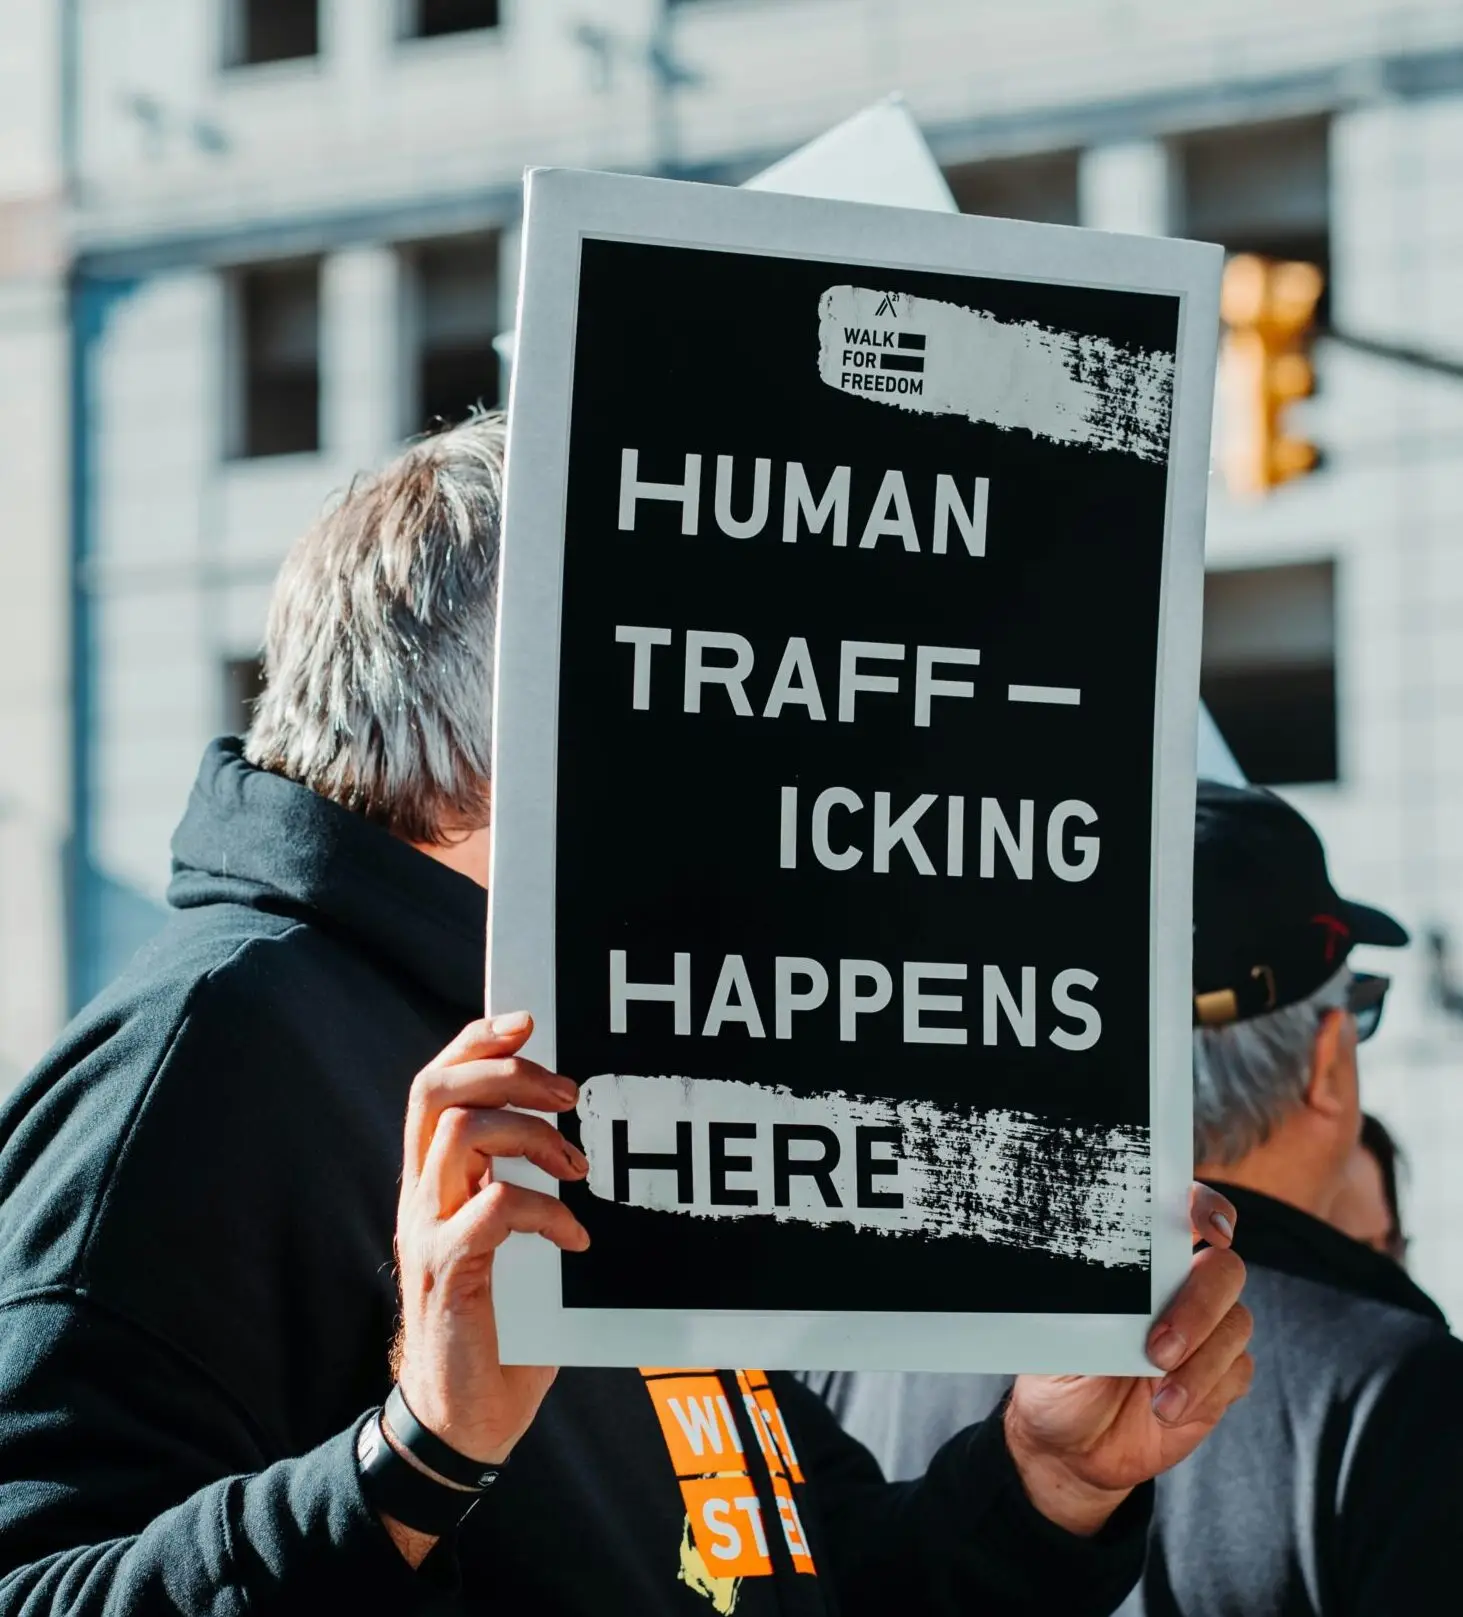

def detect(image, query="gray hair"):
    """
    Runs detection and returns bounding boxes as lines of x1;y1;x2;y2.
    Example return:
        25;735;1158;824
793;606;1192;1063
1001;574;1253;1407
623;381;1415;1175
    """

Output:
245;410;504;843
1193;966;1352;1165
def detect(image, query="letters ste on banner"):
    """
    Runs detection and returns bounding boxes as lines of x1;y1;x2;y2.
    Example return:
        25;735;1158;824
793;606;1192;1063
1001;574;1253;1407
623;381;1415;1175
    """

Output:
488;169;1222;1372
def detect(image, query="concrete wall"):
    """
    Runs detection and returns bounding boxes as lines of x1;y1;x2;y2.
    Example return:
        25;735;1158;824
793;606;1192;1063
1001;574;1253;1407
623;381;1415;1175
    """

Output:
0;0;68;1089
69;1;1463;253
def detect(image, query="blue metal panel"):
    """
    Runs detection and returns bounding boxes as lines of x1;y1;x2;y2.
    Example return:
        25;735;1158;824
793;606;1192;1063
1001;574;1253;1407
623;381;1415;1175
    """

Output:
69;271;169;1011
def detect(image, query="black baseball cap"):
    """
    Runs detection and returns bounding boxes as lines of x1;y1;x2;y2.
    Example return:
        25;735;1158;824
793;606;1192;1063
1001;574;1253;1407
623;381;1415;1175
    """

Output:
1193;781;1408;1028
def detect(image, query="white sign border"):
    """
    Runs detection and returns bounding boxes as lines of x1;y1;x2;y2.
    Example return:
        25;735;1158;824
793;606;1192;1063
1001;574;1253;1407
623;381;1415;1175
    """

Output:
488;166;1217;1374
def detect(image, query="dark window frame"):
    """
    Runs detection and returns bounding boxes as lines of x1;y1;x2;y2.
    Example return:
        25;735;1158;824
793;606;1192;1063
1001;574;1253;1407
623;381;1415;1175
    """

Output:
397;0;502;40
1175;115;1332;323
1200;559;1339;788
400;233;502;438
943;149;1082;228
222;655;267;737
222;0;321;69
227;258;322;461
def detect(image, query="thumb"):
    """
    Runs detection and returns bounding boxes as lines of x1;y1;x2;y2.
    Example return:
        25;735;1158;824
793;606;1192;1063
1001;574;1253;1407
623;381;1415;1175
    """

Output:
1189;1183;1236;1248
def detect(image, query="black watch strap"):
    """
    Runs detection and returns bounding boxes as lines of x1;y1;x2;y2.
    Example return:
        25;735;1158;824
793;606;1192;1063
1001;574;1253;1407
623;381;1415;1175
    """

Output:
356;1412;483;1538
384;1384;506;1492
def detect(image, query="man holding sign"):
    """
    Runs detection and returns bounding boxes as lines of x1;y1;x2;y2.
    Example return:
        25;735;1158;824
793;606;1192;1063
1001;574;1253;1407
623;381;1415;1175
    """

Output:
0;414;1250;1614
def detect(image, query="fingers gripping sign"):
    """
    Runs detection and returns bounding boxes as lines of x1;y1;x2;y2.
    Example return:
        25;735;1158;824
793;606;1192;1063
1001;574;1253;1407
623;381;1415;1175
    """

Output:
393;1012;588;1485
1004;1184;1254;1536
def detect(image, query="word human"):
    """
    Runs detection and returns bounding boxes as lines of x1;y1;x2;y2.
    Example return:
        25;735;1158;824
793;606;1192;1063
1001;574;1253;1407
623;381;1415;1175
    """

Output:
780;788;1099;880
615;626;988;729
618;448;988;553
610;951;1101;1051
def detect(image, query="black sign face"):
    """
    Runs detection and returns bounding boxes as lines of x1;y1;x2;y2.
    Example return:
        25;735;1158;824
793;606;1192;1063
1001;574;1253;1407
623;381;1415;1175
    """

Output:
550;236;1175;1317
488;169;1217;1371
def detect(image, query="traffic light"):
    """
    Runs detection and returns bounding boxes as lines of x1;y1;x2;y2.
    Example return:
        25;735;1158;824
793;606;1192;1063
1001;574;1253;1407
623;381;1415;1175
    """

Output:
1218;254;1324;497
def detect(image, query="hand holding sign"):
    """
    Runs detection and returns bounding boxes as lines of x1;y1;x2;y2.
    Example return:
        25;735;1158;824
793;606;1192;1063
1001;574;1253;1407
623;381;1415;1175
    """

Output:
1004;1186;1252;1534
387;1013;588;1560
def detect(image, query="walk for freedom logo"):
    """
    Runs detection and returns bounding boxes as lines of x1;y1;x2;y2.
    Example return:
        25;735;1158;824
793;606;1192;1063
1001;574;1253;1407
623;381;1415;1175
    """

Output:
818;285;1175;463
837;291;928;394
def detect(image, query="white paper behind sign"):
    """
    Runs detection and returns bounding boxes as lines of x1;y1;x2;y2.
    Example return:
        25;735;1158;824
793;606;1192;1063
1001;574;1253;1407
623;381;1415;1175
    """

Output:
743;95;958;213
1197;702;1246;785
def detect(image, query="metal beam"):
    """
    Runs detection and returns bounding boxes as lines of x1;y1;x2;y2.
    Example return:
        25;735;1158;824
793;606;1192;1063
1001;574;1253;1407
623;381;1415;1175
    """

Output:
1325;326;1463;383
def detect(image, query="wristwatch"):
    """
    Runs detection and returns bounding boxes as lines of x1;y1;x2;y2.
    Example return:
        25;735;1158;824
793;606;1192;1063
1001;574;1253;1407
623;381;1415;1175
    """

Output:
355;1387;504;1537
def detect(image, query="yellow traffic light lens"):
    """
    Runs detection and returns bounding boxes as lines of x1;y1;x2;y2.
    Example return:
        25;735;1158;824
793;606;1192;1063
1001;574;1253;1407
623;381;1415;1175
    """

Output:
1219;253;1324;495
1220;254;1271;326
1271;351;1314;402
1271;439;1319;480
1269;261;1325;329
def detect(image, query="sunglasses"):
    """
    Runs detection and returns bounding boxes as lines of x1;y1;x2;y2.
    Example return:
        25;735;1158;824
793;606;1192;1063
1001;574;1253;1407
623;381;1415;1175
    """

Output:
1347;972;1390;1043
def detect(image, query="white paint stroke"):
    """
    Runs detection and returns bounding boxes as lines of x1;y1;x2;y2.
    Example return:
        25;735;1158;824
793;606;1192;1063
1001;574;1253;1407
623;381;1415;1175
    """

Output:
1008;684;1081;705
818;285;1175;463
578;1073;1149;1270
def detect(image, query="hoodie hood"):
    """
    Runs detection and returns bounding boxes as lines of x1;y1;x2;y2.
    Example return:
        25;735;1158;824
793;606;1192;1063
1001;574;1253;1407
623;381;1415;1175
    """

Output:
168;738;487;1014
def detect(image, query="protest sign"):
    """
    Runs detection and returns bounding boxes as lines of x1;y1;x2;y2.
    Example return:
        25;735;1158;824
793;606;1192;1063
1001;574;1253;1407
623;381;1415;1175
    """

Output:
488;166;1221;1371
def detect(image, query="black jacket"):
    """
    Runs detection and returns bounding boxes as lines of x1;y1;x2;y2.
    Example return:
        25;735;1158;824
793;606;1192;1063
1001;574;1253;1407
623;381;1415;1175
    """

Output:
0;739;1149;1616
1119;1183;1463;1617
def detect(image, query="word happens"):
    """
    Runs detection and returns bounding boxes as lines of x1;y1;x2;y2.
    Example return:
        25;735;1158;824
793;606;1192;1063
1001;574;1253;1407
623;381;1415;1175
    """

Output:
609;951;1101;1051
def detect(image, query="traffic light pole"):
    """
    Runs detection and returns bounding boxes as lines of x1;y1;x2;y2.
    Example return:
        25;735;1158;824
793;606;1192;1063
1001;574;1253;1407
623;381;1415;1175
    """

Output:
1323;325;1463;383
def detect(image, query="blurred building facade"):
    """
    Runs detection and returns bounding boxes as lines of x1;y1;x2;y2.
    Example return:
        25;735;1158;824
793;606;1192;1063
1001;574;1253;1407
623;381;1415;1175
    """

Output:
11;0;1463;1310
0;0;69;1092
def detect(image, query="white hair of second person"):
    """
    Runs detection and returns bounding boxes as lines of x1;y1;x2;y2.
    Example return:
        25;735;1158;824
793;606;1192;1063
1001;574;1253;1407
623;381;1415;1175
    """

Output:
246;410;505;845
1192;966;1352;1165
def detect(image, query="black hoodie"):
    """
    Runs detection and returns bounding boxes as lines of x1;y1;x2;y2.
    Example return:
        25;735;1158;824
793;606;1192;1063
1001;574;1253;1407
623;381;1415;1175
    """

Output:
0;740;1149;1616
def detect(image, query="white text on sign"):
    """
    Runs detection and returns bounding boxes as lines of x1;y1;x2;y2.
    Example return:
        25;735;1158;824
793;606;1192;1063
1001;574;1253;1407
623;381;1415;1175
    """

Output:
618;450;988;554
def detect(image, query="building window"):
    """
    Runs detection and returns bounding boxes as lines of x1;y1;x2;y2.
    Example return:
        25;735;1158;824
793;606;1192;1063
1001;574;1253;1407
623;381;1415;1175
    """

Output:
1176;116;1331;310
403;235;500;435
224;0;319;67
945;151;1081;227
222;656;266;736
229;260;320;459
400;0;500;38
1201;561;1337;786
